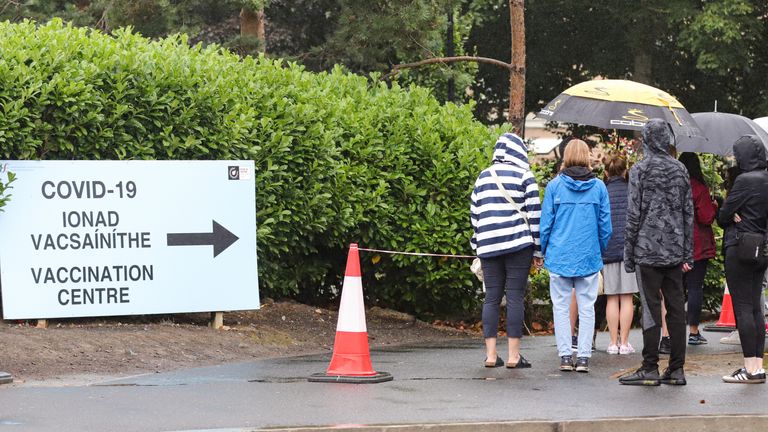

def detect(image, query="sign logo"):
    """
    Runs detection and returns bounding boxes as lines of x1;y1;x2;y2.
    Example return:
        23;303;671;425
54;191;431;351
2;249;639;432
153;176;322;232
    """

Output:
539;99;561;116
584;86;610;97
609;108;649;127
622;109;649;121
228;166;240;180
610;119;646;127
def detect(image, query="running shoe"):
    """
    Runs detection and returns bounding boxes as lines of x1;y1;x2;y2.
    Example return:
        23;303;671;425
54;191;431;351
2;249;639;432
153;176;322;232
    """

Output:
607;344;619;355
688;332;708;345
560;355;574;371
575;357;589;373
661;367;687;385
619;343;635;355
659;336;671;354
619;367;661;386
722;368;766;384
720;331;740;345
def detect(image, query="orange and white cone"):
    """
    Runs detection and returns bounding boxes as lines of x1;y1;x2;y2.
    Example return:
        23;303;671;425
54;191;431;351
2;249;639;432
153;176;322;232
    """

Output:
704;283;737;332
309;243;393;383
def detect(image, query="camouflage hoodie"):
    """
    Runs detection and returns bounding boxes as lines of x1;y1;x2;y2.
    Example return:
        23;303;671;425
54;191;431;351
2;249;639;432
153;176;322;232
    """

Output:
624;119;693;272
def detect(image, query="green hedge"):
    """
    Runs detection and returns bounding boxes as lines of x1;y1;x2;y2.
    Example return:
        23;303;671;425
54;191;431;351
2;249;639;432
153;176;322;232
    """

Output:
0;19;499;317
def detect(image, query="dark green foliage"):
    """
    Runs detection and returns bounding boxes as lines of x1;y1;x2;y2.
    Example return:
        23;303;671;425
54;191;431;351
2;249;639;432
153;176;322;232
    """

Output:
0;20;498;317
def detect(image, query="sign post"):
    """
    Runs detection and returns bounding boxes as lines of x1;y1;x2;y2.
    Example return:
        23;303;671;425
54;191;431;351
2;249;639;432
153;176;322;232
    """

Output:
0;161;259;319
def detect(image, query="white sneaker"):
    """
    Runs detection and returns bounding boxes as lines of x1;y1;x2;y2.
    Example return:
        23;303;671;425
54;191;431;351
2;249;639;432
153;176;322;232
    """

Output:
619;343;635;355
607;344;619;355
720;331;741;345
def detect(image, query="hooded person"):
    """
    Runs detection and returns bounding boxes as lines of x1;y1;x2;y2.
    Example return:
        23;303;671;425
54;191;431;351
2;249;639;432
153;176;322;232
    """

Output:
470;132;543;370
619;118;693;387
540;139;611;373
717;134;768;384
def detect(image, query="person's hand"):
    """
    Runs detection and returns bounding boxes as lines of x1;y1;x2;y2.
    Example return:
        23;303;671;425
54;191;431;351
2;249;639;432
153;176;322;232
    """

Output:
734;213;742;223
682;263;693;273
533;257;544;269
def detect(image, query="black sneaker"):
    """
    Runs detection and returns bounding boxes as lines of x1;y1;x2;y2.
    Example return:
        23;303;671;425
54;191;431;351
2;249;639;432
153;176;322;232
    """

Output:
659;336;671;355
661;367;687;385
722;368;767;384
571;335;578;350
619;367;661;386
688;332;708;345
575;357;589;373
560;355;574;371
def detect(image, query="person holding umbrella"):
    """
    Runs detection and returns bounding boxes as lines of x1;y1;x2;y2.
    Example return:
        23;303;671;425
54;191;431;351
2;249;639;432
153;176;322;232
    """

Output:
718;135;768;384
601;152;638;355
619;119;693;386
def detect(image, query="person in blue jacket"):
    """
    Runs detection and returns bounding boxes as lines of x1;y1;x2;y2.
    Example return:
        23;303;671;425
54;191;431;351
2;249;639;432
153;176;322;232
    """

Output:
540;139;611;373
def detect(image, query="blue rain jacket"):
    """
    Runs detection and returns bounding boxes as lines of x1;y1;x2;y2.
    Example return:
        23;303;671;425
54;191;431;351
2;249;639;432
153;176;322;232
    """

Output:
540;169;612;277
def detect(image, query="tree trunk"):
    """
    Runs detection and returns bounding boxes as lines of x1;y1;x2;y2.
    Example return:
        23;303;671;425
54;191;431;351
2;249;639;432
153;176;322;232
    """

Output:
240;6;266;50
508;0;526;134
633;50;652;85
446;7;455;102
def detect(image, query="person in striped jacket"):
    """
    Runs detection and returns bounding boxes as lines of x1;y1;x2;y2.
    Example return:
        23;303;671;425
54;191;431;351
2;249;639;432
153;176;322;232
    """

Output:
470;132;543;369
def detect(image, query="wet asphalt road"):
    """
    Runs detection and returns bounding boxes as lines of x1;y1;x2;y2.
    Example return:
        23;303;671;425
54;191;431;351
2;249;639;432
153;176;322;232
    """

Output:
0;330;766;432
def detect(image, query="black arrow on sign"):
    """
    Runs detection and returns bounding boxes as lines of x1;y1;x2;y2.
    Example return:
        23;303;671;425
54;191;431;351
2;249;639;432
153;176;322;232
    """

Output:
166;220;239;258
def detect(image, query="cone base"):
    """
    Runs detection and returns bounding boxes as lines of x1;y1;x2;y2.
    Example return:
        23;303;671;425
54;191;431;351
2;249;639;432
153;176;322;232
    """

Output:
703;323;737;332
0;372;12;385
308;371;393;384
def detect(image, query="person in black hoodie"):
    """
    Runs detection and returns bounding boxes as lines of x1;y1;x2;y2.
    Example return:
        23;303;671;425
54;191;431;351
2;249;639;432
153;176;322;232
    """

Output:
619;119;693;387
718;134;768;384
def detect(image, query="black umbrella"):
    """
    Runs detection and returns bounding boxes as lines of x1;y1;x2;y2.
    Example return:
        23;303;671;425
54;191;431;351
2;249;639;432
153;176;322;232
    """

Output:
536;79;706;142
675;112;768;157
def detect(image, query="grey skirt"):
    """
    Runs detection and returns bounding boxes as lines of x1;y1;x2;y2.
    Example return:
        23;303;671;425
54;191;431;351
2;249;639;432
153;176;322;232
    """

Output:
602;261;639;295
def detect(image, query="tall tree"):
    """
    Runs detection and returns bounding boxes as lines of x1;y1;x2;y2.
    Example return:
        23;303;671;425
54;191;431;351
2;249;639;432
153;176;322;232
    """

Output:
508;0;525;131
240;0;266;49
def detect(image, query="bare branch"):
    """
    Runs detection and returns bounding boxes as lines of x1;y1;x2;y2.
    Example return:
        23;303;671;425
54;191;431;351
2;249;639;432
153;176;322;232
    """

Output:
382;56;514;81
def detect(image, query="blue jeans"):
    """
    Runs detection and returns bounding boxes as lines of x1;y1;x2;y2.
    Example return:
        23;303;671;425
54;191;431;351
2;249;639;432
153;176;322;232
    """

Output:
550;272;599;358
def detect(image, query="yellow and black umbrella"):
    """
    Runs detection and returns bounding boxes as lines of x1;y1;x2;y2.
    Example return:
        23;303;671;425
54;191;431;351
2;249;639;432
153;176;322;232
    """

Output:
537;79;705;141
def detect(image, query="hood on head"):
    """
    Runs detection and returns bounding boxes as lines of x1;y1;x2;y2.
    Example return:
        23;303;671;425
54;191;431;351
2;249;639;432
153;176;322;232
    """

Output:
733;134;767;172
492;133;529;170
641;118;673;156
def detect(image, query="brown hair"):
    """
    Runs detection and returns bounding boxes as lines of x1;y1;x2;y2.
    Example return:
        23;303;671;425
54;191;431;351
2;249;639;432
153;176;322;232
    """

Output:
562;139;591;169
604;152;627;178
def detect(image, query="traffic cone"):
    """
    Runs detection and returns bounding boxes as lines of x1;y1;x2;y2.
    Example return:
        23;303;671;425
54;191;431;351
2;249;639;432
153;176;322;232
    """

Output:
308;243;393;383
704;282;737;332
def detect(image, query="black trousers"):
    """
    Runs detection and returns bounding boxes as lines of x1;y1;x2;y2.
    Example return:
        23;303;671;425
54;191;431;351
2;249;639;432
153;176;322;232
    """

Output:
636;265;686;371
481;246;533;339
725;247;767;358
683;259;709;326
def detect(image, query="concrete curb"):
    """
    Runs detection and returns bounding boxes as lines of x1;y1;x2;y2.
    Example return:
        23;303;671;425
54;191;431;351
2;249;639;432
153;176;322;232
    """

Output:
253;415;768;432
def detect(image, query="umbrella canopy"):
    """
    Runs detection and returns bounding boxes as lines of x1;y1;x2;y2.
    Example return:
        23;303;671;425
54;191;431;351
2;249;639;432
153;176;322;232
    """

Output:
675;112;768;157
754;117;768;133
537;79;705;141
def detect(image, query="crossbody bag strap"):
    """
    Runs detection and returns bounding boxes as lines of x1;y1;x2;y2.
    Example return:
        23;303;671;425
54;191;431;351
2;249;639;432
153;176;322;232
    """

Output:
489;168;529;227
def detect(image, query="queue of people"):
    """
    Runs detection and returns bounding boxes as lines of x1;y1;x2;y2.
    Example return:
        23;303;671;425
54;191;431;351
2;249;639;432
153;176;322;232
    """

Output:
469;120;768;385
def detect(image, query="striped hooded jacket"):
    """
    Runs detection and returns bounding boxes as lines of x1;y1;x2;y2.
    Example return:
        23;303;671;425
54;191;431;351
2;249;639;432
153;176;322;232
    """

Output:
470;133;542;259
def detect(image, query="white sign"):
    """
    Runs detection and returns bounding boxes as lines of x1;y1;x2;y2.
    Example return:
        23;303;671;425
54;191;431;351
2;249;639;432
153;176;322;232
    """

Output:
0;160;259;319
